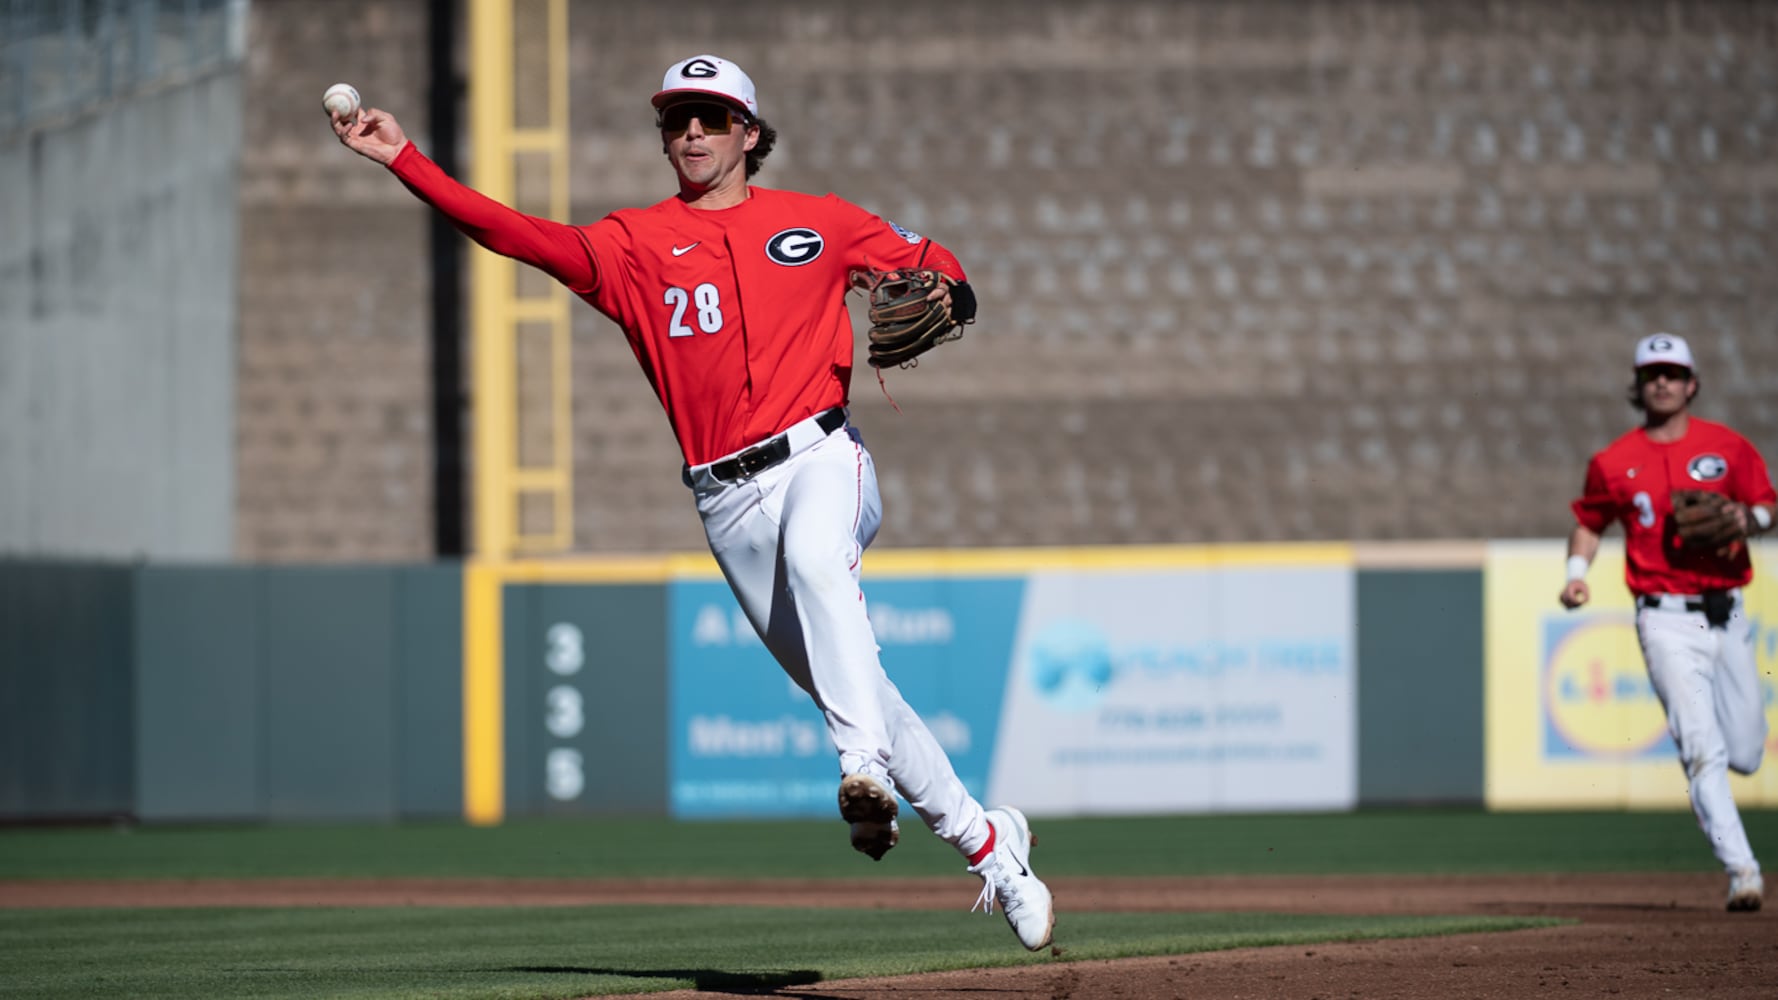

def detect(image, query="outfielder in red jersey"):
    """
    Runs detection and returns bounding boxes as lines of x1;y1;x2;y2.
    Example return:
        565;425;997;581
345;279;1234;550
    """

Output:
1560;333;1776;912
332;54;1053;950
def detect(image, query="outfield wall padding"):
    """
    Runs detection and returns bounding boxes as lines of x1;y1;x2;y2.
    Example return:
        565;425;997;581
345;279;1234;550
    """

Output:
502;584;669;816
134;567;262;821
3;557;1486;821
1356;570;1485;805
131;564;463;822
0;562;136;820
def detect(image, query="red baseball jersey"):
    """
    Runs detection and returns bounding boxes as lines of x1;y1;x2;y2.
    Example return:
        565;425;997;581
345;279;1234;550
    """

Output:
1570;417;1777;595
390;144;965;466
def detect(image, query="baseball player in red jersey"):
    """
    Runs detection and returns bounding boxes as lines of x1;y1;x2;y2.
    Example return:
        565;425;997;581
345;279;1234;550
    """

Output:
331;54;1053;949
1560;333;1775;912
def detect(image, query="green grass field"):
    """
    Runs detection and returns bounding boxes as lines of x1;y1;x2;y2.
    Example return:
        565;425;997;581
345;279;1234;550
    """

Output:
4;807;1770;879
2;809;1771;999
2;908;1554;1000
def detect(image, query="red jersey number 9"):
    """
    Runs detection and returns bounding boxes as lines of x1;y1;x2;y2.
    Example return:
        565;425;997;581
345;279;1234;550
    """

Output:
665;283;726;337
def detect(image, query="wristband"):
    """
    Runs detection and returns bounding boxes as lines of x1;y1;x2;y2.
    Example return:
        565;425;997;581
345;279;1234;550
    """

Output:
1753;505;1773;533
1566;555;1589;582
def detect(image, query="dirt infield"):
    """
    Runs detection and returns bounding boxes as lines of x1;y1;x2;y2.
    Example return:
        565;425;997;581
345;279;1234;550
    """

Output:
6;873;1773;998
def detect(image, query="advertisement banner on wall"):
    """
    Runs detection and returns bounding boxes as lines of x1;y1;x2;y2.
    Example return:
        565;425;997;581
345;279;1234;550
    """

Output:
668;549;1356;818
987;560;1356;815
1484;539;1778;809
668;577;1022;818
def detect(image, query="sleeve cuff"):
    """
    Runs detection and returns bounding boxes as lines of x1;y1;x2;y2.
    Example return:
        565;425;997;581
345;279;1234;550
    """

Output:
388;140;420;174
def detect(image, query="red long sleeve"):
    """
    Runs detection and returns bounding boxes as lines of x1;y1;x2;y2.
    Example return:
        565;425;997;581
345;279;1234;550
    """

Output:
388;142;599;294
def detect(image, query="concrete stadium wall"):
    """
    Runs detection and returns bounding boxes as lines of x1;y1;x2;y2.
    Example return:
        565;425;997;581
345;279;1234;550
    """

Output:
233;0;438;560
549;0;1778;553
10;1;1776;564
0;71;242;559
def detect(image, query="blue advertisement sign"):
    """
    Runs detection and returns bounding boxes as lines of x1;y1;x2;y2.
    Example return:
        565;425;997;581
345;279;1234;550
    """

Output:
668;577;1024;818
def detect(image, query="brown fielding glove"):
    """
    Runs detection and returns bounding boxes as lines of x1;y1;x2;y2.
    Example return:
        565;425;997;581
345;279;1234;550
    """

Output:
854;268;968;369
1670;489;1747;549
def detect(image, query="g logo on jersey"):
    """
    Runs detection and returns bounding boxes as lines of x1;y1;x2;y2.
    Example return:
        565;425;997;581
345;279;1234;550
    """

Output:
680;58;719;80
1688;454;1728;482
765;228;823;266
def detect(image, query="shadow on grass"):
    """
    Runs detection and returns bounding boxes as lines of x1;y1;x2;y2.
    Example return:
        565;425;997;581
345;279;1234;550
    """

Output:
504;965;826;993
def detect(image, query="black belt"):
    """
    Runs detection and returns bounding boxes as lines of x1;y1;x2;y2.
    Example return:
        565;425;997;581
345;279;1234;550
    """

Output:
707;407;846;483
1639;590;1736;628
1639;595;1705;613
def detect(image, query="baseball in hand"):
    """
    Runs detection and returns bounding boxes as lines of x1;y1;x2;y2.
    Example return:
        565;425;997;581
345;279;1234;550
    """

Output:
323;83;361;120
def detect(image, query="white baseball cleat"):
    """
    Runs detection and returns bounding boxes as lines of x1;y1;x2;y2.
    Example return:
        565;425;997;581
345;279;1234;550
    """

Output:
1726;866;1764;912
838;772;899;861
968;806;1055;951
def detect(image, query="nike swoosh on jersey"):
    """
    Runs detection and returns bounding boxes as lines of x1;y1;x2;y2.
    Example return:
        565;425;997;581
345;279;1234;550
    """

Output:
672;243;700;256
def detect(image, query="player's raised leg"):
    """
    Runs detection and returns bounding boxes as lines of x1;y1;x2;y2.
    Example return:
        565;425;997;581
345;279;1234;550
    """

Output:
770;429;911;858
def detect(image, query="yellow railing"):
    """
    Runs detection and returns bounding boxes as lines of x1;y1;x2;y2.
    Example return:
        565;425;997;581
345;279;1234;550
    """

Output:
464;0;570;826
468;0;572;559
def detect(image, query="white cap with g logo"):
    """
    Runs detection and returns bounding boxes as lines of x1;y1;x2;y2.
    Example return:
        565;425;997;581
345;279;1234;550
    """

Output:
652;55;758;116
1634;332;1694;369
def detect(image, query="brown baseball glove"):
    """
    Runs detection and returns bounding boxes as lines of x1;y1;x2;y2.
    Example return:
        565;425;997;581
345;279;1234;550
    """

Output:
1670;489;1747;549
853;268;968;369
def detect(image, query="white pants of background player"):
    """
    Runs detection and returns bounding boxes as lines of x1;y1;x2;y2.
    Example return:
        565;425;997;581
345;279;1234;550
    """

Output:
688;412;992;859
1637;594;1768;874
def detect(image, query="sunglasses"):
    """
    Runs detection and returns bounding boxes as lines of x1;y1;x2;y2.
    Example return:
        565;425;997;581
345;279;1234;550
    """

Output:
657;102;748;137
1637;364;1693;385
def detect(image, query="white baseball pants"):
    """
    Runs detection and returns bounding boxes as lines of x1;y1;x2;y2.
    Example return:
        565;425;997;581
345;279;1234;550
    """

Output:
688;413;991;859
1636;593;1768;873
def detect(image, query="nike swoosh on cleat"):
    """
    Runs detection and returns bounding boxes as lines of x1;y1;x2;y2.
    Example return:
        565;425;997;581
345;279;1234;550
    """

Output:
672;243;699;256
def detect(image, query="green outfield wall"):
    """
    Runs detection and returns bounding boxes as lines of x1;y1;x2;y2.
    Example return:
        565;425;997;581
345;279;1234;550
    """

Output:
2;562;463;823
2;555;1486;823
132;565;464;823
1355;570;1485;805
501;584;669;816
0;562;136;820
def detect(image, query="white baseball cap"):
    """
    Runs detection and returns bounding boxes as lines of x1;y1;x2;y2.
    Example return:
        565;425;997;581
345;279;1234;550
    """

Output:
652;54;758;117
1634;332;1694;369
